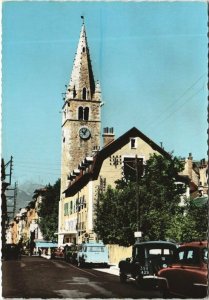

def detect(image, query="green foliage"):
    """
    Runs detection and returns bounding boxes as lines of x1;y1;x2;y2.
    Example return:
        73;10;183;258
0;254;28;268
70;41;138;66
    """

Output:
166;198;208;243
94;154;187;246
38;179;60;241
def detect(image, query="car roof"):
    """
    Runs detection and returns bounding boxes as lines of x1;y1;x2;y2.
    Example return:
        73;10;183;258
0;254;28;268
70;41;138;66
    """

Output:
82;243;105;246
134;241;176;247
179;241;208;248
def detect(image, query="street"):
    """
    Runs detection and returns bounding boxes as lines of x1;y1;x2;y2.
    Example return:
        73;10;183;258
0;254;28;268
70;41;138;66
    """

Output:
2;256;163;299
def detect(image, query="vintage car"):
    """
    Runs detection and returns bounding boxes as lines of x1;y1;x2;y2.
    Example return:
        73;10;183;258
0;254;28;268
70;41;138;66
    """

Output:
118;241;177;286
157;241;208;298
65;244;78;264
51;247;64;259
3;243;21;260
77;240;109;267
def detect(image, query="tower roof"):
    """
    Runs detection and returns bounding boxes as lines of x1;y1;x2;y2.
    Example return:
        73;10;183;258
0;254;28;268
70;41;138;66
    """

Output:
66;21;96;100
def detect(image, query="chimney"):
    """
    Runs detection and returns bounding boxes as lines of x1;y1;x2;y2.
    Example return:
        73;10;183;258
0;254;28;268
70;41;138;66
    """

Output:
102;127;115;147
187;152;193;179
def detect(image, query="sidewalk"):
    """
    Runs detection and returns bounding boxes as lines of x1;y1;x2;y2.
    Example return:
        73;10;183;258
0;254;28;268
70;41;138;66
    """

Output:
94;264;119;276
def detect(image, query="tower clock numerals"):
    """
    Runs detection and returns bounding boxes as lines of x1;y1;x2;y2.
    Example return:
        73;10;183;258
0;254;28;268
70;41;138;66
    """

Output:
79;127;91;140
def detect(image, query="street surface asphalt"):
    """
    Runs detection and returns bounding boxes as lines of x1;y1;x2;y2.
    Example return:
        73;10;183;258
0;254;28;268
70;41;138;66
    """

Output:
2;255;164;299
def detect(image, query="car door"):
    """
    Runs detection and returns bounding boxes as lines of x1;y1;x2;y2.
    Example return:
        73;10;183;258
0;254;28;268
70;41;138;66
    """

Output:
165;248;187;296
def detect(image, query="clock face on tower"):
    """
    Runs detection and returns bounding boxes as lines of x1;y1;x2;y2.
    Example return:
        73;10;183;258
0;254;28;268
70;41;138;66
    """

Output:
79;127;91;140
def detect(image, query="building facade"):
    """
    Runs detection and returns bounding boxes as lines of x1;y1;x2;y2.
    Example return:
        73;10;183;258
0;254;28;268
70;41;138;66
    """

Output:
59;127;172;244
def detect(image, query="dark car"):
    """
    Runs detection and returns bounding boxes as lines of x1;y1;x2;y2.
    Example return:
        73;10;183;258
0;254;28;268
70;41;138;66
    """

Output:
65;244;78;264
157;241;208;298
3;243;21;260
119;241;177;287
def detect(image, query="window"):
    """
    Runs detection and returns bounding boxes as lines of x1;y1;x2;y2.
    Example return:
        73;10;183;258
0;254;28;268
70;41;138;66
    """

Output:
130;138;136;149
88;246;104;252
149;249;162;255
84;107;89;120
185;249;199;265
73;86;76;98
82;87;87;100
78;107;83;120
123;157;143;181
82;47;85;53
177;248;199;265
69;201;73;215
64;203;69;216
202;248;208;263
78;106;89;120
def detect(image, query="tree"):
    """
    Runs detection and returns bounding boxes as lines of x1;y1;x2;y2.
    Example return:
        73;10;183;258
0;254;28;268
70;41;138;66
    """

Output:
38;179;60;241
94;154;185;245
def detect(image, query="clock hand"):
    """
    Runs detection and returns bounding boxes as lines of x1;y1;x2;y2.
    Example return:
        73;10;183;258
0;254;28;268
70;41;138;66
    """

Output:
83;128;87;134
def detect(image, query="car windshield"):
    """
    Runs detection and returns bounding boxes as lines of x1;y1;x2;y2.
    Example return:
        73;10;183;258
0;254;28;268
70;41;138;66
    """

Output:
133;245;174;262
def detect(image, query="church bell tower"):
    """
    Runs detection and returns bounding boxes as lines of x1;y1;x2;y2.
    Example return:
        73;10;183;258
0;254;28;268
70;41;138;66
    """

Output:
60;19;102;194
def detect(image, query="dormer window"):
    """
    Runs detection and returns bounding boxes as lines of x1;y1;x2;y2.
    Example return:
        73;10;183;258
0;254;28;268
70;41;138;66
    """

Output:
82;47;86;53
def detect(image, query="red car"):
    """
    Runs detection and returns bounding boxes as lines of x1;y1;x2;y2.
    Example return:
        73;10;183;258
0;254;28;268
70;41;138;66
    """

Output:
157;241;208;298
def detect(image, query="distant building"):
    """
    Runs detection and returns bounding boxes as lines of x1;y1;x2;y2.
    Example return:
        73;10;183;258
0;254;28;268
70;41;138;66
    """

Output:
179;154;208;199
6;188;46;245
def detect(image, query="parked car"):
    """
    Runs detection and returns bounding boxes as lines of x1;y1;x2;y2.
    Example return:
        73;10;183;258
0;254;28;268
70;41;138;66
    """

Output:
3;243;21;260
77;241;109;267
51;247;64;259
65;244;78;264
118;241;177;287
157;241;208;298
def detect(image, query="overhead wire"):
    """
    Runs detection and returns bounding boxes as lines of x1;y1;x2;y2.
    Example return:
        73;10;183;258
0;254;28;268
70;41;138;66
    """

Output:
143;72;207;130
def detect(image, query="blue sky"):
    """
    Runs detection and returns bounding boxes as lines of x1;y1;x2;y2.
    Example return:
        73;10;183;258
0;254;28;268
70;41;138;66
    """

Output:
2;1;208;186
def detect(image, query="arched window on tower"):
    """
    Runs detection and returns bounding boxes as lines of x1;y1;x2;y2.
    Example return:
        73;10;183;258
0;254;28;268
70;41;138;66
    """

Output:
84;107;89;121
82;47;86;53
78;107;83;120
82;87;87;100
78;106;89;121
73;86;76;98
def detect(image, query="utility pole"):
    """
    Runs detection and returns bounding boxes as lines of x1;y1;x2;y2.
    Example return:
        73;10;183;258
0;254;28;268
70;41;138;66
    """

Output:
134;155;142;242
135;155;140;232
7;182;18;219
1;156;13;247
119;155;143;241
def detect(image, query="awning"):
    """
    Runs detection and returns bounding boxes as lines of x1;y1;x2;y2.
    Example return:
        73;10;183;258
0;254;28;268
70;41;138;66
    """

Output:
35;241;58;248
192;195;208;207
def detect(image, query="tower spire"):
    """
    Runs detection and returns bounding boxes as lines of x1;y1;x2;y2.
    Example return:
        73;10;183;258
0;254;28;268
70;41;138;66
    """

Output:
66;18;98;101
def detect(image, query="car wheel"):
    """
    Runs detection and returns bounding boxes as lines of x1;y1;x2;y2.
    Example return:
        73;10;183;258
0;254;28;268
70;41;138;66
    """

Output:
120;273;127;283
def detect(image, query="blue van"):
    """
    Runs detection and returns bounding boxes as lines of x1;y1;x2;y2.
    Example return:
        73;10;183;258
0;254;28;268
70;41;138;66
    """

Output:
77;241;109;267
